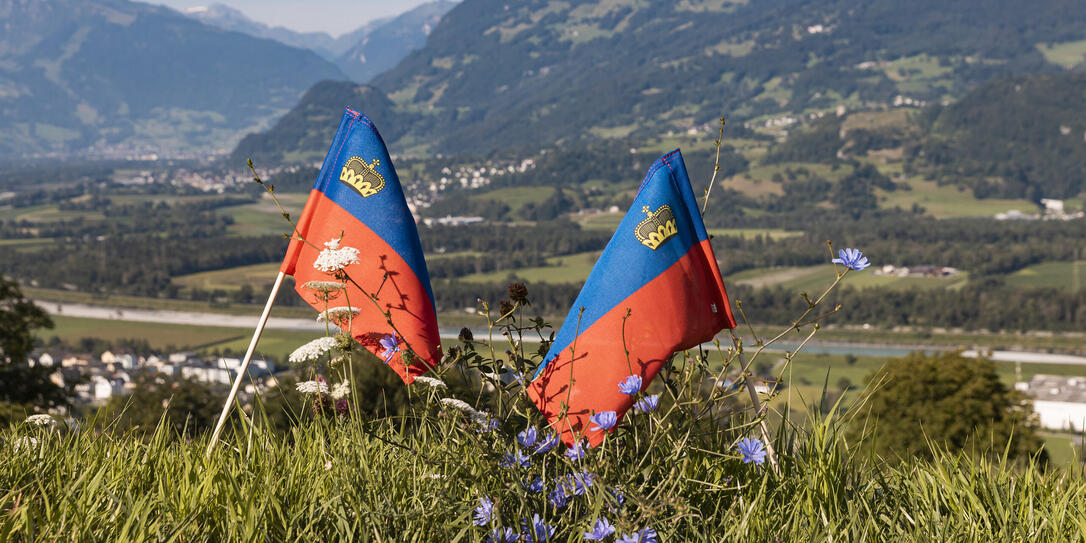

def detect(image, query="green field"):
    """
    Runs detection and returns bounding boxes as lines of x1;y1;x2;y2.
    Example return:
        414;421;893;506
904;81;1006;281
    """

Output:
0;204;103;223
727;264;969;293
460;250;600;283
878;178;1036;218
173;262;283;291
468;186;554;213
1037;39;1086;69
1006;261;1085;291
220;193;307;236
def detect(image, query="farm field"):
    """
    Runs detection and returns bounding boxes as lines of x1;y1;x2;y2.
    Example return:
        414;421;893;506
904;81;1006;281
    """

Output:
877;178;1035;218
220;193;307;236
726;264;969;292
459;250;600;284
1006;261;1085;291
173;262;283;291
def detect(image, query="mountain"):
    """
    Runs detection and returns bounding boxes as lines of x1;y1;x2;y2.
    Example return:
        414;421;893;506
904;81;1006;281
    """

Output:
335;1;458;83
363;0;1086;154
0;0;346;157
229;80;409;167
181;4;384;60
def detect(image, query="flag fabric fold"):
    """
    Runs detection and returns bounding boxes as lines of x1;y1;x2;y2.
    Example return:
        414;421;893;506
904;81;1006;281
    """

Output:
527;149;736;445
280;107;441;383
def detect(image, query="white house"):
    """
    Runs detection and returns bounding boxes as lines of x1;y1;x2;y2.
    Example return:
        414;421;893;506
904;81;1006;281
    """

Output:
1017;374;1086;431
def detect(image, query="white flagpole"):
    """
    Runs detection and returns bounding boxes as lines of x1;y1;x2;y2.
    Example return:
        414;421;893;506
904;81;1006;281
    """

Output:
205;271;287;457
730;329;781;475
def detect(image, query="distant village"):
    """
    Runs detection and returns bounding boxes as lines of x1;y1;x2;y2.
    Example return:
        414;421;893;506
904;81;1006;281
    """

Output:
27;349;277;407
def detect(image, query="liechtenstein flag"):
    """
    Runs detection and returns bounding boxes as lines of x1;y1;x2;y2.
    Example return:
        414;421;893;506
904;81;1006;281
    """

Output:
527;150;736;445
280;107;441;383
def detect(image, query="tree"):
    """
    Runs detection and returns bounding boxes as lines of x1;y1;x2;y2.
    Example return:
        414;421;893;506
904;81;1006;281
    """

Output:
0;276;66;417
851;351;1046;463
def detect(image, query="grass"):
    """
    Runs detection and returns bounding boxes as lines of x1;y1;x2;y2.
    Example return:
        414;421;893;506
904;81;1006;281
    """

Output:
173;262;283;291
1006;261;1085;291
220;193;307;237
1037;40;1086;69
468;186;555;214
726;265;969;293
24;287;313;318
878;178;1036;218
459;251;601;284
0;204;103;223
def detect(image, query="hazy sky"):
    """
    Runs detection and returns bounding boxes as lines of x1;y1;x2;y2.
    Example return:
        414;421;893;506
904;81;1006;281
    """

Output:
146;0;436;36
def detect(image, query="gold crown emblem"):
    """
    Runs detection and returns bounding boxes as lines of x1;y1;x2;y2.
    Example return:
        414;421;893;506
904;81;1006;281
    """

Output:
634;204;678;250
339;156;386;197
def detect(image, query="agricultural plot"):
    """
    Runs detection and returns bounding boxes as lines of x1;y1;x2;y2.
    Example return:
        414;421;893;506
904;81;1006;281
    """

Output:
1006;261;1085;291
1036;39;1086;69
220;193;307;237
877;177;1036;218
459;250;601;284
173;262;283;291
726;264;969;293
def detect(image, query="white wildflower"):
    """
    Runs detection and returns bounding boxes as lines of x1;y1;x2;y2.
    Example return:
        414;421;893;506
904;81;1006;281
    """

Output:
296;380;329;394
313;239;360;272
422;473;446;480
413;376;447;389
317;306;361;323
330;381;350;400
25;414;56;427
324;460;333;471
13;436;39;452
439;397;478;416
303;280;346;293
289;336;338;364
324;238;341;250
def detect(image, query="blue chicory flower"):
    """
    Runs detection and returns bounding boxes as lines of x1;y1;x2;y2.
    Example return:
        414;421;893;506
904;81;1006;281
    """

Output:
523;477;544;493
534;431;559;454
832;247;870;271
523;514;556;542
584;518;616;541
607;487;625;511
633;394;660;413
500;449;532;469
547;487;569;509
588;411;617;432
618;374;642;395
735;437;767;465
564;440;587;461
517;426;538;449
485;527;519;543
378;333;400;363
473;496;494;526
617;527;658;543
557;472;596;497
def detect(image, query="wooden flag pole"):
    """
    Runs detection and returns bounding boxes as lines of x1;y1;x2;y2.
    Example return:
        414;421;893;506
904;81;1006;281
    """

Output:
205;271;287;457
730;329;781;475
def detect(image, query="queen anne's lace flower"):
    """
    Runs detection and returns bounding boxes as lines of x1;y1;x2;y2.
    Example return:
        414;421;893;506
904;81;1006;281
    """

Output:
316;306;360;323
303;280;346;293
13;436;39;452
313;238;360;272
439;397;478;416
296;380;329;394
288;337;338;364
25;414;56;427
330;381;350;400
413;376;447;389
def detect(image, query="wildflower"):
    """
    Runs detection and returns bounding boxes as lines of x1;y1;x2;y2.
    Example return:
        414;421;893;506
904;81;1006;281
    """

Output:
548;487;569;508
736;437;767;465
618;374;642;395
25;414;56;427
302;280;345;293
558;472;596;496
522;514;556;542
458;327;474;343
296;380;329;394
439;397;478;416
413;376;447;389
313;238;360;272
517;426;538;449
316;306;360;323
588;411;617;432
476;414;500;433
485;527;519;543
288;336;338;364
617;527;658;543
334;398;349;415
500;449;531;469
499;299;515;315
633;394;659;413
330;381;350;400
584;518;616;541
379;333;401;363
832;247;870;271
523;477;544;493
12;436;39;452
473;497;494;526
564;440;587;461
607;488;625;511
534;432;559;454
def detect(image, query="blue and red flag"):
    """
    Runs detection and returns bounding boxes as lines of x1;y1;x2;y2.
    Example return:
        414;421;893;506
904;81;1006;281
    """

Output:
280;107;441;383
527;150;736;445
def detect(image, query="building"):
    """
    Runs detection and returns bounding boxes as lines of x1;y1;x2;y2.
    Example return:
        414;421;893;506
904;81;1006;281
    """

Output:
1016;374;1086;431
